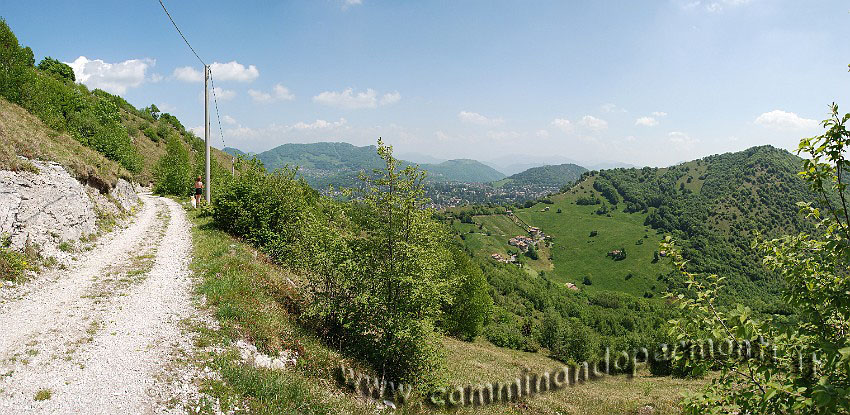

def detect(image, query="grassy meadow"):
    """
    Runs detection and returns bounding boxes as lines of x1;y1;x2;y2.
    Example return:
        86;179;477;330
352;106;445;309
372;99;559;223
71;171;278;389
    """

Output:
450;176;672;297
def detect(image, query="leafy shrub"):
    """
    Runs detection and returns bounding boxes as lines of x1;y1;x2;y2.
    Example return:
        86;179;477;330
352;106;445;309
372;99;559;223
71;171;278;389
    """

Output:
484;322;526;350
576;195;600;205
551;323;600;364
36;56;74;82
142;125;158;142
442;251;492;341
153;135;191;196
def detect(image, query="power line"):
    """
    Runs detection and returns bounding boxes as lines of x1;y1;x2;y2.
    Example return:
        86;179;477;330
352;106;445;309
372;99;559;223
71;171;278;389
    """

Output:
156;0;228;150
208;70;228;150
157;0;206;66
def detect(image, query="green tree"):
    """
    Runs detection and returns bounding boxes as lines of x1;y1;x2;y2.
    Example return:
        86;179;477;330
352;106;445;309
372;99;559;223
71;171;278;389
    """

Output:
37;56;75;82
153;135;191;195
540;307;563;350
526;244;539;260
344;138;453;384
0;19;34;104
668;104;850;414
552;322;599;363
442;250;493;341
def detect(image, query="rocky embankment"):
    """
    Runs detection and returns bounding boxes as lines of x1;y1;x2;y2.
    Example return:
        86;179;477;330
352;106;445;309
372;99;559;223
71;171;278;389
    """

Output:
0;158;141;265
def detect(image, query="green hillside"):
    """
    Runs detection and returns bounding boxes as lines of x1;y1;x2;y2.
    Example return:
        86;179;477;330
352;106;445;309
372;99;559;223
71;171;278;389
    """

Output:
246;142;506;187
516;184;671;297
492;163;587;190
222;146;249;157
425;158;506;182
456;145;816;312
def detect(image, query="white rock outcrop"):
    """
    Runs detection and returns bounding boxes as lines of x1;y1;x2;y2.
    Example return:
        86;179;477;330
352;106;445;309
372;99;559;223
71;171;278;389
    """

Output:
0;158;139;262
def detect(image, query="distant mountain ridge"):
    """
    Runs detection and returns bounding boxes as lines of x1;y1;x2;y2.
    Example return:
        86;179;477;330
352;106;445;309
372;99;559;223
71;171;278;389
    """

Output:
223;147;250;157
232;142;507;188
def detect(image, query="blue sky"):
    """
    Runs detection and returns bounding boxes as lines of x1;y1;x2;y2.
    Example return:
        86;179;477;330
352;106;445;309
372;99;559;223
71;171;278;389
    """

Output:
3;1;849;167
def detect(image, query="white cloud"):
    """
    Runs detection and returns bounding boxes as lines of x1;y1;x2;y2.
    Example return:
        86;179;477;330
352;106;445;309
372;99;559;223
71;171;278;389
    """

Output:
224;119;350;146
204;87;235;101
149;73;164;83
635;116;659;127
342;0;362;9
754;110;818;130
292;118;347;130
273;84;295;101
173;66;203;82
209;61;259;82
536;129;550;138
601;103;627;113
458;111;504;127
551;118;573;133
174;61;260;83
684;0;753;13
249;83;295;103
222;115;237;125
66;56;152;94
379;91;401;106
625;135;637;142
668;131;697;144
652;111;667;117
313;88;400;109
578;115;608;132
248;89;272;103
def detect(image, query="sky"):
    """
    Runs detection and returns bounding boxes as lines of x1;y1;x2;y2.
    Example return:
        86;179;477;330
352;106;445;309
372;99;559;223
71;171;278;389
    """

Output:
3;1;850;167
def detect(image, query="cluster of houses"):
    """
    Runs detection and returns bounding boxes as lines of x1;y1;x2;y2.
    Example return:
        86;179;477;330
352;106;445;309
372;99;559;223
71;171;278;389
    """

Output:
508;235;536;252
508;226;546;252
490;253;518;264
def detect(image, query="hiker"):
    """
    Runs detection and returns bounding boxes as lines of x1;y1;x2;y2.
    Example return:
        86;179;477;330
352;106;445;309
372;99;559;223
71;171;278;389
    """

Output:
194;176;204;208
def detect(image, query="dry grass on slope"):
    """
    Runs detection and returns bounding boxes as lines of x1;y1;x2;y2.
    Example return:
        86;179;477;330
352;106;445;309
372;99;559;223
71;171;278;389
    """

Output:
0;97;127;190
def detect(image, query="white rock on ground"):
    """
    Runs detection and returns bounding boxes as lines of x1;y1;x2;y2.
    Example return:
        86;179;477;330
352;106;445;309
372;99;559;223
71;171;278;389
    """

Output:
0;193;205;414
0;158;140;263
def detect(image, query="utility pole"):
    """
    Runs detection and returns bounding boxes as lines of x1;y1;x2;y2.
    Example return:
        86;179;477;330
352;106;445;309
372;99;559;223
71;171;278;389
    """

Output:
204;65;211;204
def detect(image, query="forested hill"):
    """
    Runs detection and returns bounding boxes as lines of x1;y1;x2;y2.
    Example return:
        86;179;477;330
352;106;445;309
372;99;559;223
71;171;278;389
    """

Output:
494;163;587;189
243;142;506;187
587;144;815;308
222;147;249;157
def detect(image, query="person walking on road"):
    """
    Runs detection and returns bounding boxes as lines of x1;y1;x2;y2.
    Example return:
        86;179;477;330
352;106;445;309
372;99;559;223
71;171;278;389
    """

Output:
194;176;204;208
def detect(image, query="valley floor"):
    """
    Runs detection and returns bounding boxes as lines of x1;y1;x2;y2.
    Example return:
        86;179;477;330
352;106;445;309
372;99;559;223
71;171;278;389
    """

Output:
0;194;201;414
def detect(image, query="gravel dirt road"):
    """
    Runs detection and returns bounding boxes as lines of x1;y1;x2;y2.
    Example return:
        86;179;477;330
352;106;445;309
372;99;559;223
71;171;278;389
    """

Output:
0;194;200;414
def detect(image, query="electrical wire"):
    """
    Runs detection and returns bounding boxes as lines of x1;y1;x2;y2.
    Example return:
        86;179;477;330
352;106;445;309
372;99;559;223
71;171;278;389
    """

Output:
156;0;229;151
208;70;228;150
157;0;205;66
